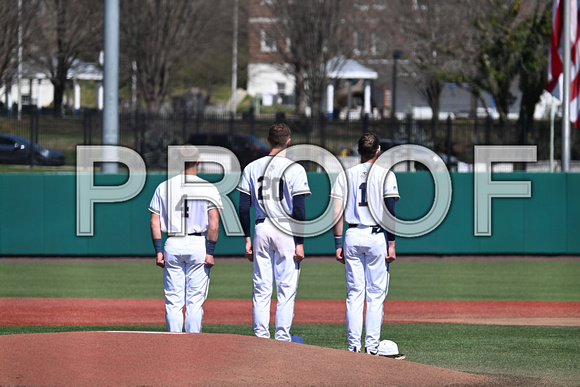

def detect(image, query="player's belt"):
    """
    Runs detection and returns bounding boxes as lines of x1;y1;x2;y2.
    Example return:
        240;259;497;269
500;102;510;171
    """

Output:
348;224;384;234
255;218;290;225
167;232;203;237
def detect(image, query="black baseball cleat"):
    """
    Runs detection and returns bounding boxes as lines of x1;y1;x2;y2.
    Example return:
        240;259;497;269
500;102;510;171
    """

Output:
348;346;361;353
364;348;378;355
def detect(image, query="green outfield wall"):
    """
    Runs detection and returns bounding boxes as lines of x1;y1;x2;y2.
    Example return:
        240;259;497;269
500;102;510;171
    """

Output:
1;172;578;256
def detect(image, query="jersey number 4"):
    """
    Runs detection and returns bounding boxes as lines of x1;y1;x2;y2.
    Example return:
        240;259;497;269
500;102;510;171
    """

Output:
176;196;191;218
258;176;284;201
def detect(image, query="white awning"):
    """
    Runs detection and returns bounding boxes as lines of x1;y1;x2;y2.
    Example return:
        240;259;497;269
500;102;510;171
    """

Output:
327;56;378;80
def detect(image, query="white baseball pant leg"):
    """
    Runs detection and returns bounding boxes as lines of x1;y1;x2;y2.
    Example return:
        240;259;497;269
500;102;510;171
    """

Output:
363;237;388;352
164;236;209;333
344;227;387;352
253;220;299;341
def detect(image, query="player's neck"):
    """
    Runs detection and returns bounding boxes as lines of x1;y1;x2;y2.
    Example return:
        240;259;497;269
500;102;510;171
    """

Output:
361;156;377;164
184;166;197;175
269;147;287;157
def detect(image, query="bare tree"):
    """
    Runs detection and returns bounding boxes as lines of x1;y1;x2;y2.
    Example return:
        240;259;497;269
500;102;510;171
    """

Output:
169;1;249;107
262;0;354;117
0;1;20;91
120;0;226;113
29;0;102;115
391;0;471;126
0;0;37;108
463;0;551;125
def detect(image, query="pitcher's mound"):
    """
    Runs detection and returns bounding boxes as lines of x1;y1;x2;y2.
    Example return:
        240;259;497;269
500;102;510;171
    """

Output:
0;331;493;386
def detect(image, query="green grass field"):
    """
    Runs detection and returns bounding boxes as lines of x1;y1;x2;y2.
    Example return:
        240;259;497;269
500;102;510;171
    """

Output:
1;259;579;385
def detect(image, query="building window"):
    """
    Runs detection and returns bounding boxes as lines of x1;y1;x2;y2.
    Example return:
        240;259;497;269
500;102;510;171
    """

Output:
371;33;386;56
373;0;387;10
277;82;285;95
261;29;276;52
413;0;428;11
353;31;370;56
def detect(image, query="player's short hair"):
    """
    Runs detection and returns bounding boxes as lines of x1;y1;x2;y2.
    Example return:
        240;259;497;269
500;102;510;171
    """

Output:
358;132;380;158
170;144;200;171
268;123;291;148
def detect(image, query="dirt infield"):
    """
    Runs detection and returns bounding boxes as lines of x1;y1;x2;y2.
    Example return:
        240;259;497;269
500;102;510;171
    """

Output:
1;297;578;386
0;331;496;387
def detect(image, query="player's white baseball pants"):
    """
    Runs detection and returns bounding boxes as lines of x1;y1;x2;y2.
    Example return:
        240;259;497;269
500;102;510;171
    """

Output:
163;235;210;333
252;219;300;341
344;226;390;352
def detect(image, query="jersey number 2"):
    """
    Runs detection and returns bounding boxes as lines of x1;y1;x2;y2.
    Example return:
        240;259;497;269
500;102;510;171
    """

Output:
258;176;284;201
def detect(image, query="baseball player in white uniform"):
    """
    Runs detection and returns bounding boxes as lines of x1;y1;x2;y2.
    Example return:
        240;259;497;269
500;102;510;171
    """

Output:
331;132;399;354
149;145;223;333
238;123;311;341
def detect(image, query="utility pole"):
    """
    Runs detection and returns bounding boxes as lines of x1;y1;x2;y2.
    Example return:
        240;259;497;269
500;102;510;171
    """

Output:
562;0;571;172
231;0;239;114
17;0;22;120
102;0;120;174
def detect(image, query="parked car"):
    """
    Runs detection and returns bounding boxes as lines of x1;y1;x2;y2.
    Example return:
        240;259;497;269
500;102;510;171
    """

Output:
0;134;65;166
187;133;270;169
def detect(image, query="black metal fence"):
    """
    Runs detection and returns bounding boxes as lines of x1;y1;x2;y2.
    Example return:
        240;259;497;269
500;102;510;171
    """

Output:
0;109;577;169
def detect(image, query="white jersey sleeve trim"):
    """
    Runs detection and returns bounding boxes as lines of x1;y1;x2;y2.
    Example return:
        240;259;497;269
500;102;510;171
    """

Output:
148;206;160;215
236;186;251;195
383;192;400;199
292;189;312;197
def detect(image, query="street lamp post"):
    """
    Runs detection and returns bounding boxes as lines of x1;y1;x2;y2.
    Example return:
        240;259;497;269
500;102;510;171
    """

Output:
391;49;403;121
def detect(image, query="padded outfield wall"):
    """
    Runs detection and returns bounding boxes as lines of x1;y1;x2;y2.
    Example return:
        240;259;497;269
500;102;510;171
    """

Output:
0;172;579;256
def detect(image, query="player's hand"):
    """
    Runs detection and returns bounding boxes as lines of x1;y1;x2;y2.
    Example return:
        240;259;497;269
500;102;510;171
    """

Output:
335;248;345;264
156;252;165;268
245;239;254;262
386;243;396;263
294;244;305;263
204;254;215;268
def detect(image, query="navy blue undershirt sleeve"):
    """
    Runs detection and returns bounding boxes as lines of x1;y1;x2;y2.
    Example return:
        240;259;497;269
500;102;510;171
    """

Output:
292;194;306;245
384;197;396;242
239;192;252;238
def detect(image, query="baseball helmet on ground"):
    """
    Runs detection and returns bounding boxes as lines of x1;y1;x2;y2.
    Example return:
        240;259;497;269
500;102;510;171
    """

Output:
378;340;406;360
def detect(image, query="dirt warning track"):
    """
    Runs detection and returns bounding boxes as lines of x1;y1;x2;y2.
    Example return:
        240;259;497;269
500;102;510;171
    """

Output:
1;298;579;326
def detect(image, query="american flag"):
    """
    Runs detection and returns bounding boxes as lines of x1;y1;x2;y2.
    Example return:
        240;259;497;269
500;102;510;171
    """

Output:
546;0;580;128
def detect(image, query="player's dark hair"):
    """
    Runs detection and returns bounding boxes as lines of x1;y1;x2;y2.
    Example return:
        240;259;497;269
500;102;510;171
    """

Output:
172;144;200;171
358;132;380;159
268;123;291;148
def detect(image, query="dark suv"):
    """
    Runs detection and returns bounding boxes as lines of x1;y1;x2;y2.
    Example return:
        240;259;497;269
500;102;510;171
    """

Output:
187;133;270;169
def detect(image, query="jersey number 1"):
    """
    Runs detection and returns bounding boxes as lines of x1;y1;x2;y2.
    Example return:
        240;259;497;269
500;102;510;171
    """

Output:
358;182;368;207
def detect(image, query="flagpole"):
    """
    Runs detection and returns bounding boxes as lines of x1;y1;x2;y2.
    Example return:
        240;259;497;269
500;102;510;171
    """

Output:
563;0;571;172
550;96;555;172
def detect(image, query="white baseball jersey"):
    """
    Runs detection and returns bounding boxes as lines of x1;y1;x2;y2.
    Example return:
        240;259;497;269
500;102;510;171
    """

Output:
149;174;223;235
237;155;311;219
331;162;399;225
